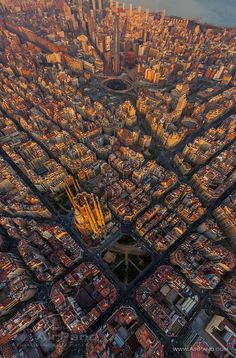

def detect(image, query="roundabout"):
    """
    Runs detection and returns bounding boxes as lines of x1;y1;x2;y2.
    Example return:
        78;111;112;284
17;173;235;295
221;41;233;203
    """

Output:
102;76;134;94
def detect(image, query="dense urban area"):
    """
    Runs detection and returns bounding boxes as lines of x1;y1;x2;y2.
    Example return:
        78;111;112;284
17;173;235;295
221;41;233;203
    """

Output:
0;0;235;357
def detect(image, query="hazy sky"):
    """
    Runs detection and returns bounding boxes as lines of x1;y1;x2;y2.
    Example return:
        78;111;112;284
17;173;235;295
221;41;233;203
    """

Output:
125;0;236;27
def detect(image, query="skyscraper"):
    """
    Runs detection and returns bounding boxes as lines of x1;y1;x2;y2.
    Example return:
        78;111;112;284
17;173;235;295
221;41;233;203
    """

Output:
129;3;133;17
59;0;72;18
176;94;187;113
113;14;121;74
98;0;103;10
87;9;96;42
92;0;96;11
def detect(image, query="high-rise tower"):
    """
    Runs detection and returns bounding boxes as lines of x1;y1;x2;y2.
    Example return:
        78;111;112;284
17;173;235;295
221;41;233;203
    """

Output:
64;176;111;239
113;14;121;74
87;9;96;42
176;94;187;113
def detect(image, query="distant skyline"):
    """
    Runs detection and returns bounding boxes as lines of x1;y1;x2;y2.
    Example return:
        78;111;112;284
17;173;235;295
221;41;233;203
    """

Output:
125;0;236;27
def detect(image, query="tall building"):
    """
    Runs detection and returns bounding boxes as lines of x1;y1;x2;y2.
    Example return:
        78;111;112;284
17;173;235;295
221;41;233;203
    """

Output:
92;0;96;11
59;0;72;18
113;14;121;74
161;9;166;23
87;10;96;42
73;192;106;236
98;0;102;10
129;3;133;16
64;176;111;238
176;94;187;113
